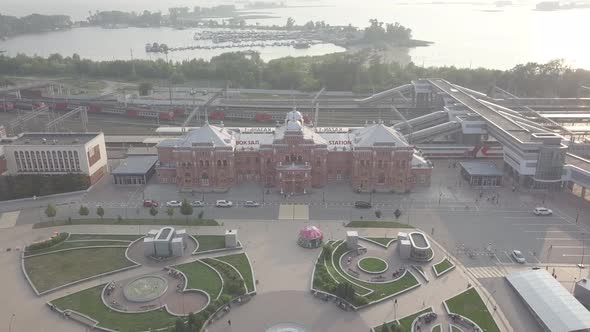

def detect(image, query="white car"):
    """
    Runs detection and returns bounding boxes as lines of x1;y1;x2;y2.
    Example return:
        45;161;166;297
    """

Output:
191;200;205;207
244;200;260;207
511;250;526;264
533;207;553;216
216;200;233;207
166;200;182;207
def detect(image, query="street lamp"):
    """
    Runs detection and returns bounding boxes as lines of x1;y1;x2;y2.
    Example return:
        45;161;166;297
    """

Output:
579;232;586;269
8;313;15;332
438;192;442;206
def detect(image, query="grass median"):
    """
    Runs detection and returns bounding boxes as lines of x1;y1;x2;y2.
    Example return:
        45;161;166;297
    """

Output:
445;288;500;332
24;247;135;293
434;258;454;275
346;220;412;228
34;218;219;229
216;253;255;293
194;235;227;252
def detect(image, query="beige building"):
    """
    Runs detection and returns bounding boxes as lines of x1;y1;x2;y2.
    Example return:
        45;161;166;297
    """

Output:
3;132;107;184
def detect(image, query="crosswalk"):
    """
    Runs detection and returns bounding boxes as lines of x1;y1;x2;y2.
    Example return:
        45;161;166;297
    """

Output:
465;266;511;279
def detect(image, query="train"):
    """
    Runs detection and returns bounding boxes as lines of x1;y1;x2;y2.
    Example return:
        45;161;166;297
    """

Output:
5;97;310;124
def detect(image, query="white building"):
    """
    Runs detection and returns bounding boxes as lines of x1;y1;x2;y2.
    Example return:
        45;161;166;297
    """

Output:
2;132;107;184
144;227;186;258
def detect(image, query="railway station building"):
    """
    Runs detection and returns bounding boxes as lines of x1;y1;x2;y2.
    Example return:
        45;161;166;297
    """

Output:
156;110;432;193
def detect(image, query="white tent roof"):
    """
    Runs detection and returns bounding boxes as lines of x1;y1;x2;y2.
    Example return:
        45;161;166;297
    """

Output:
506;269;590;332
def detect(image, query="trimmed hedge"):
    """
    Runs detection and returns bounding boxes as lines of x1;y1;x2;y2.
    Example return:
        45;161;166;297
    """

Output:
25;232;68;252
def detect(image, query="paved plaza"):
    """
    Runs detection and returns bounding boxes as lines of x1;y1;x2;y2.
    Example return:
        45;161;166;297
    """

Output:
1;160;590;331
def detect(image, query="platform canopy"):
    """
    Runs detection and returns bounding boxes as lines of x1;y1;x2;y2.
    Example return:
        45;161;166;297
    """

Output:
506;270;590;332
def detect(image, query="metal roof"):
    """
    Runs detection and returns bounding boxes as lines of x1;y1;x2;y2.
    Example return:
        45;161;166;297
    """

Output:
506;269;590;332
111;156;158;175
459;161;504;177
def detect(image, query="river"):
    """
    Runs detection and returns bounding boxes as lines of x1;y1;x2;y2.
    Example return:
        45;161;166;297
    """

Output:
1;0;590;69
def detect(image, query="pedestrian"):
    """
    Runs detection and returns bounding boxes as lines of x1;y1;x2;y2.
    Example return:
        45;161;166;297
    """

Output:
228;319;231;326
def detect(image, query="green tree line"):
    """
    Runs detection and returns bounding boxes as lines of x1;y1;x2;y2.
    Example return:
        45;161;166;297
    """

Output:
0;14;72;38
0;174;89;201
1;52;589;97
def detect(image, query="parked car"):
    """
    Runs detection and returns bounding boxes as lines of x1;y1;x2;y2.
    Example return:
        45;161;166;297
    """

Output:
354;201;372;209
511;250;526;264
244;201;260;207
533;207;553;216
143;200;159;208
191;200;205;207
166;200;182;207
216;200;233;207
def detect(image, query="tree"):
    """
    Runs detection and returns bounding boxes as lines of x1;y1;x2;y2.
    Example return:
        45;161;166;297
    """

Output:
394;209;402;220
285;17;295;29
375;210;382;219
180;199;193;223
197;210;204;220
149;206;158;219
167;207;174;220
78;205;89;217
96;206;105;219
45;203;57;222
138;82;152;96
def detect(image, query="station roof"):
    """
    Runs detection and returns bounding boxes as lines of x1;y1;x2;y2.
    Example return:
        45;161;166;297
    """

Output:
542;113;590;119
506;270;590;332
10;132;99;146
459;161;503;177
111;156;158;175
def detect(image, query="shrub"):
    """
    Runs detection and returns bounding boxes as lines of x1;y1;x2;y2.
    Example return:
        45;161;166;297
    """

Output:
25;232;68;252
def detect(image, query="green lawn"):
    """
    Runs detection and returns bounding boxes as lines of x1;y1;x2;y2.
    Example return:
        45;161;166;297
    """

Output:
24;247;135;293
216;253;255;293
358;257;387;273
322;243;373;297
446;288;500;332
432;325;441;332
51;285;178;332
195;235;227;252
175;260;223;298
373;307;433;332
434;258;454;275
50;256;247;332
451;326;462;332
33;218;219;229
365;237;396;247
203;258;247;297
346;221;413;228
67;234;142;241
331;241;419;302
24;241;129;256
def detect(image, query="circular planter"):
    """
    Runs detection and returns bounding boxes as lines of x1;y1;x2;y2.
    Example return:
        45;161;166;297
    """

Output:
357;257;388;274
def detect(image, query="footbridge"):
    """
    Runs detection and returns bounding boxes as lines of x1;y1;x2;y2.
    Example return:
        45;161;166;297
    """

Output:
427;78;569;188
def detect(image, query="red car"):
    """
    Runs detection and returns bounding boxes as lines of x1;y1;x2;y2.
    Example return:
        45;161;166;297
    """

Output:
143;200;159;208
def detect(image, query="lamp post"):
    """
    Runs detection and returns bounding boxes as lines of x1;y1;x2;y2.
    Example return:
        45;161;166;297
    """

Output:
8;314;15;332
394;298;398;320
438;192;442;206
322;191;325;204
579;232;586;269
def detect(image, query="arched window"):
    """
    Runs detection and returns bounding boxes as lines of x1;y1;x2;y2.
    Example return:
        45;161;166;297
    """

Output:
201;172;209;186
217;160;222;167
285;155;289;162
297;156;303;162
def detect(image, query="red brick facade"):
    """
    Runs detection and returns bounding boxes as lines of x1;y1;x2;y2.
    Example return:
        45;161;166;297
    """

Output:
157;111;432;193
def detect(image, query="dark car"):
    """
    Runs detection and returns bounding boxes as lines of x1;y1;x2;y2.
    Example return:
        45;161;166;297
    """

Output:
354;201;372;209
143;200;159;208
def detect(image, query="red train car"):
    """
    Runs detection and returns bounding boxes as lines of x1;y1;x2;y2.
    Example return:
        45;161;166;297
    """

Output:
54;102;69;111
0;102;14;111
255;112;272;122
159;111;175;120
88;104;103;113
209;111;225;120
